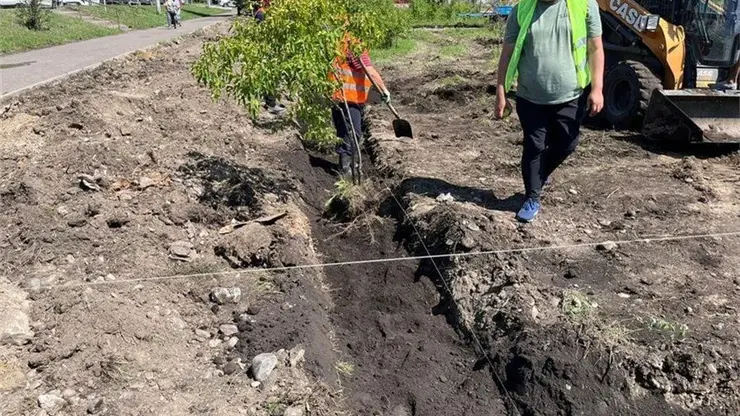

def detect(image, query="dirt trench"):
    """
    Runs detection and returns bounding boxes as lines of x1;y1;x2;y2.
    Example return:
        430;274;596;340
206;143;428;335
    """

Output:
271;147;506;415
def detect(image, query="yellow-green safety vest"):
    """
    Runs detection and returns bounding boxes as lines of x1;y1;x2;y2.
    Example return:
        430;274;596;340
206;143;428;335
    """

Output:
504;0;591;92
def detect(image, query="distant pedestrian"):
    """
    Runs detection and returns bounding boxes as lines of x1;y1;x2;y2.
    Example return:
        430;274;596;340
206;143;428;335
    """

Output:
495;0;604;223
164;0;181;29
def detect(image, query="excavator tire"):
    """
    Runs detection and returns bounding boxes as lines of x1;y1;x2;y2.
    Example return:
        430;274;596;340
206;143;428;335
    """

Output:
603;60;662;130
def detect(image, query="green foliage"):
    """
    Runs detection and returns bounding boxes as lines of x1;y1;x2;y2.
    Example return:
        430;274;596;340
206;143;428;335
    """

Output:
193;0;408;148
16;0;50;31
407;0;481;27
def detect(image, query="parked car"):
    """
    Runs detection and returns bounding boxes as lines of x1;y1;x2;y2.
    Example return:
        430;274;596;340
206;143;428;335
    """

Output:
0;0;24;7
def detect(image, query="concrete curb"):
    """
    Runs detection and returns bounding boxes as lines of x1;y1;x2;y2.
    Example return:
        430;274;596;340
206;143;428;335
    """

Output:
0;19;228;104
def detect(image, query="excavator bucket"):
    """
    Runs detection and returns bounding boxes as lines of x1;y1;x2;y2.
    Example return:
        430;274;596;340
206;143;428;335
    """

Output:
642;89;740;150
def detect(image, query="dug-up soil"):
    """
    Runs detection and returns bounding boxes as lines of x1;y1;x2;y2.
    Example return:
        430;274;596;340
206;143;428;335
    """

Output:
2;21;739;416
367;27;740;415
0;24;502;416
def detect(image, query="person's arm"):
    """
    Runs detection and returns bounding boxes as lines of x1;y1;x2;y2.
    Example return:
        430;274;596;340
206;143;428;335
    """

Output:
587;36;605;115
495;6;519;119
357;51;390;99
586;0;604;115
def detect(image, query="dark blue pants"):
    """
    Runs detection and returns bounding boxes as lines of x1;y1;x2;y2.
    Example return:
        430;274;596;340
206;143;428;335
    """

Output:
332;103;364;157
516;92;587;200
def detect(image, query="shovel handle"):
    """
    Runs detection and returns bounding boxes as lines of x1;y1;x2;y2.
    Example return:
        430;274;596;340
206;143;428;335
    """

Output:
359;60;400;119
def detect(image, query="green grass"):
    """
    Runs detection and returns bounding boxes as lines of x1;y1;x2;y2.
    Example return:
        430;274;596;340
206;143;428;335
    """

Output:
0;10;120;54
73;4;226;30
439;43;466;57
371;37;416;62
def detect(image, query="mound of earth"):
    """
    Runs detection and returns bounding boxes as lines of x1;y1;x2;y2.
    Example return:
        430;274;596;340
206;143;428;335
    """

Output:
366;27;740;415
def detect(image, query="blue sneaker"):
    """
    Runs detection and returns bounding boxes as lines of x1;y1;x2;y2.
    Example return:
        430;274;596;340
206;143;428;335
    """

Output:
517;198;540;223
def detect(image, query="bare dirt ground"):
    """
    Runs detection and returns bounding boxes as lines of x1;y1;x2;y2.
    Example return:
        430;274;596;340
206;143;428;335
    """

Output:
0;23;508;416
2;21;739;416
368;27;740;415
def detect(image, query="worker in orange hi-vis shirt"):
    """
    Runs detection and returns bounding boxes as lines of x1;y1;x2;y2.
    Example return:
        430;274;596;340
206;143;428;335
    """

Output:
329;35;390;176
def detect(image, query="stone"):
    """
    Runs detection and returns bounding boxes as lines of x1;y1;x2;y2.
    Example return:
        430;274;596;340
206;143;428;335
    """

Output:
87;397;105;414
460;235;477;250
247;305;260;315
250;381;261;388
596;241;618;252
61;389;76;399
223;362;241;376
220;324;239;337
706;363;718;375
251;353;278;382
56;206;69;216
264;193;280;203
170;316;187;330
530;306;539;320
138;177;156;190
597;218;612;227
1;306;34;346
390;405;411;416
617;293;631;299
208;339;222;348
79;175;101;192
38;393;67;415
67;218;88;228
568;188;578;195
283;406;305;416
288;347;305;367
436;193;454;203
158;379;175;390
195;329;211;340
210;287;242;305
227;337;239;348
119;126;132;136
215;223;274;267
169;241;193;258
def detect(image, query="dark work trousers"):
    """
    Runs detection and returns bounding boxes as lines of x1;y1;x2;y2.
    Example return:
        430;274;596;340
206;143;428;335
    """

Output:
332;103;364;157
515;92;588;200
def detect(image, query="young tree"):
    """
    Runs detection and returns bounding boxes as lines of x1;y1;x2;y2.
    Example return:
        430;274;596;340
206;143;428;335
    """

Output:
17;0;50;31
192;0;408;149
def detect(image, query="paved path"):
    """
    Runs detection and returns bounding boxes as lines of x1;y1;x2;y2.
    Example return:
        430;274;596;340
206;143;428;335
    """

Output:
0;14;232;99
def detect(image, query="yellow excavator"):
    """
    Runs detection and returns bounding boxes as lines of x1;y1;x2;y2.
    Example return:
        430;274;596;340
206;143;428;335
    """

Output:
597;0;740;148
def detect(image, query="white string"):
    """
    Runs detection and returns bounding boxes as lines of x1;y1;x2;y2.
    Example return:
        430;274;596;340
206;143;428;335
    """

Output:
386;190;523;416
34;230;739;290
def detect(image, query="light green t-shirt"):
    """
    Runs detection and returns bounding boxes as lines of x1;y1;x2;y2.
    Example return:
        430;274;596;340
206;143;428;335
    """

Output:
503;0;602;105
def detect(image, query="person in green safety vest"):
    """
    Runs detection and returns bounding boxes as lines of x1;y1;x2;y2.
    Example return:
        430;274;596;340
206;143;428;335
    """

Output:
495;0;604;223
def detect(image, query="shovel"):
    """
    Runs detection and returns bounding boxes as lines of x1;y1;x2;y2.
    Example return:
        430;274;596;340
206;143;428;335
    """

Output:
360;62;413;139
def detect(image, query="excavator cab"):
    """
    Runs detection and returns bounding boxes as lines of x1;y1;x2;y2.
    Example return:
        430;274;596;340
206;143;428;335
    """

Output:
599;0;740;148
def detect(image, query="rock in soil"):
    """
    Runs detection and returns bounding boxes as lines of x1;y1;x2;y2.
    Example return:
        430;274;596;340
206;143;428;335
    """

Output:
283;406;305;416
215;223;274;267
87;397;105;414
195;329;211;340
219;324;239;337
210;287;242;305
38;393;67;415
288;346;305;367
169;241;193;259
223;361;241;376
0;283;34;346
251;353;278;382
596;241;618;252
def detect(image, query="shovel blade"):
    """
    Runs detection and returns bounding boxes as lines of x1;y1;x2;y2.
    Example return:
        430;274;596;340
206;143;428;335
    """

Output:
393;118;413;139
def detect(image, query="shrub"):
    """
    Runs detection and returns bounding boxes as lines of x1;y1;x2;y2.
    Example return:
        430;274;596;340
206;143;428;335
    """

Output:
16;0;50;31
193;0;409;149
